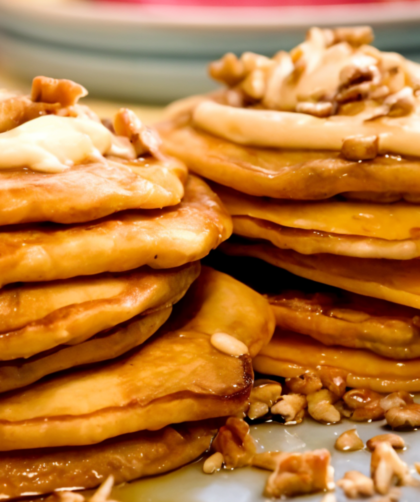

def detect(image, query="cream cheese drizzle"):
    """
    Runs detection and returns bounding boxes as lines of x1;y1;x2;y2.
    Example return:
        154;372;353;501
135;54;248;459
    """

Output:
193;100;420;158
0;115;135;173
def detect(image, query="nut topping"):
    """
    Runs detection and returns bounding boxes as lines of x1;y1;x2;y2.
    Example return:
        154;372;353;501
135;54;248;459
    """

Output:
371;441;415;494
212;417;256;469
367;434;405;452
307;389;341;424
264;449;334;498
335;429;364;452
295;101;334;118
248;380;282;420
343;388;385;421
210;333;249;357
380;391;414;412
203;452;224;474
31;76;87;107
385;403;420;429
337;470;375;498
113;108;162;157
341;135;378;161
285;372;322;395
271;394;307;423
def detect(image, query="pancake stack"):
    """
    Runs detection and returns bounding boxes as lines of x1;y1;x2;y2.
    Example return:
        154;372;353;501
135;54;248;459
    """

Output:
0;77;275;498
160;27;420;403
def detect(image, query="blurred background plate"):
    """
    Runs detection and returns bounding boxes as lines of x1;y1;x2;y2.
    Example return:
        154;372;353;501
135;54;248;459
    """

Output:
0;30;215;103
2;0;420;103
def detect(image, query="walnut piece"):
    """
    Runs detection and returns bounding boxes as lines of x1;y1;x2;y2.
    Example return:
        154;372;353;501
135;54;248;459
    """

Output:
385;403;420;429
337;470;375;498
367;434;405;452
271;394;307;423
341;135;378;161
295;101;334;118
317;367;347;398
343;389;385;421
380;391;413;412
335;429;364;452
307;389;341;424
113;108;162;157
332;26;374;47
31;76;87;107
285;372;322;395
264;449;334;498
371;441;416;494
247;379;282;420
212;417;256;469
209;53;245;87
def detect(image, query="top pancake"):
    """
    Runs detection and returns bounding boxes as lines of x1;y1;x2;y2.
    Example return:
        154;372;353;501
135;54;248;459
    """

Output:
0;79;187;225
160;28;420;201
160;121;420;201
0;267;275;450
0;175;232;287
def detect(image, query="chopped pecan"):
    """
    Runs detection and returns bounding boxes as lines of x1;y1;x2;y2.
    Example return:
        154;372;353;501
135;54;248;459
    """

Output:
264;449;334;498
337;470;374;498
307;389;341;424
252;451;283;471
341;135;378;161
367;434;405;452
212;417;256;469
208;53;245;86
113;108;161;157
248;380;282;420
285;372;322;395
332;26;374;47
271;394;307;423
371;441;416;494
335;429;364;452
380;391;413;412
343;389;385;421
317;367;347;398
385;403;420;429
295;101;334;118
241;69;266;100
31;76;87;107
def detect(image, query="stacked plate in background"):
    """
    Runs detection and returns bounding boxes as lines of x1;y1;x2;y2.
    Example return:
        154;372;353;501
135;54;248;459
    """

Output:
1;0;420;103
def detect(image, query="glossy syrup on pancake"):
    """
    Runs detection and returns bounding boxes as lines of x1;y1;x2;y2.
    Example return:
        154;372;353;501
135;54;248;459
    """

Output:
0;267;274;451
0;176;232;287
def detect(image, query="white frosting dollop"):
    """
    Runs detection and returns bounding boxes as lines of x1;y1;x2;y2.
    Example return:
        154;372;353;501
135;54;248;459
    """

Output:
0;115;118;173
193;101;420;158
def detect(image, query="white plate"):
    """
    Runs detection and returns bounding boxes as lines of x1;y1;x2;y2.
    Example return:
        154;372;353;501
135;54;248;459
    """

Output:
2;0;420;56
111;416;420;502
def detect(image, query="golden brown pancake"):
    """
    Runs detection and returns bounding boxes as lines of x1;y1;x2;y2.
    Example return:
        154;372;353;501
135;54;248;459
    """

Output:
269;290;420;360
215;183;420;259
0;262;199;360
0;421;216;499
254;329;420;393
0;308;171;394
159;121;420;202
0;267;275;450
0;175;232;287
0;156;187;225
222;240;420;309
